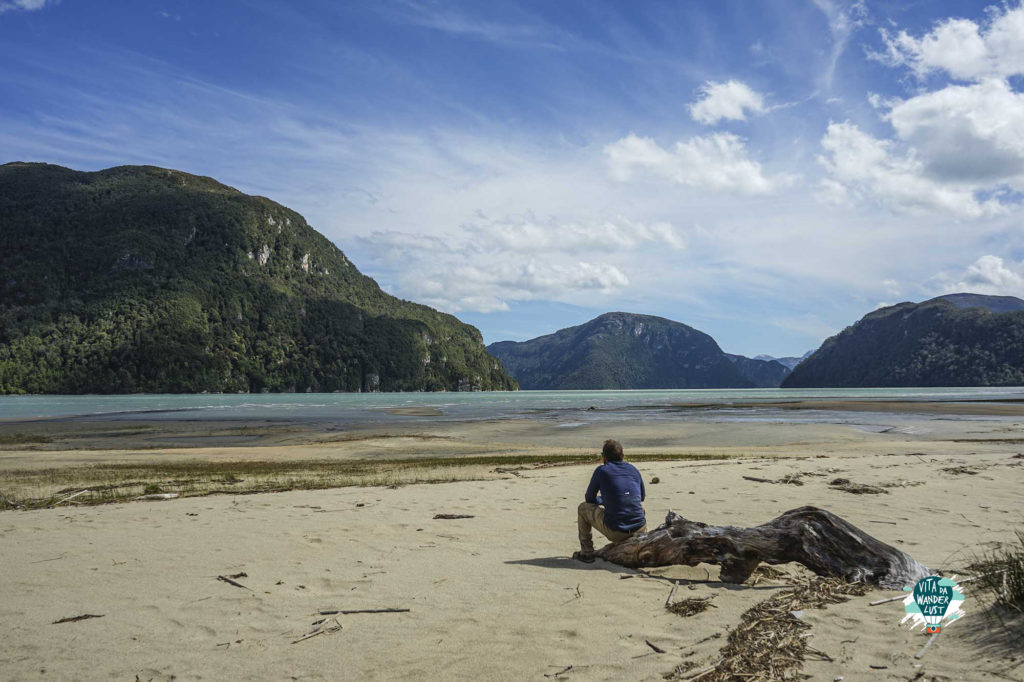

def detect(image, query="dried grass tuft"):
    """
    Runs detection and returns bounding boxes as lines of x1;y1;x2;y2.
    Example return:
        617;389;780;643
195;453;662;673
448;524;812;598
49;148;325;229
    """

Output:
746;564;789;585
666;596;717;617
942;465;982;476
828;478;888;495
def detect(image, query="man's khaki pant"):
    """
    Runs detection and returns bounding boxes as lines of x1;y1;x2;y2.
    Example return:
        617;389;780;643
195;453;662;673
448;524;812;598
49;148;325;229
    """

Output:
577;502;647;553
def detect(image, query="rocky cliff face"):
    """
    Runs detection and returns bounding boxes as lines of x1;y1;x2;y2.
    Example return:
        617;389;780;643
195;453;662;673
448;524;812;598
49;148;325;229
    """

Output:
487;312;751;389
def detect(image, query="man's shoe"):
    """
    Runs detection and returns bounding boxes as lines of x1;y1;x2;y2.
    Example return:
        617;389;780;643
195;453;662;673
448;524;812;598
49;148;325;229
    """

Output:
572;550;596;563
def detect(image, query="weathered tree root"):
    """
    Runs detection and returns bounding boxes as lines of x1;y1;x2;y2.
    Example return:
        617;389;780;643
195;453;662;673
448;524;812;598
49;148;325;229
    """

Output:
597;506;931;588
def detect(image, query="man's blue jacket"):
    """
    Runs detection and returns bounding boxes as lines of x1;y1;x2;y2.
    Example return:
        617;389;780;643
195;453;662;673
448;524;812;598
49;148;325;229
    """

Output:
585;460;646;532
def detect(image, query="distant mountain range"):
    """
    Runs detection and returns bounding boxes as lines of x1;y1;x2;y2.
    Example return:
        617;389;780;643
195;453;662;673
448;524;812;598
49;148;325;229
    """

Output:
754;351;814;370
0;162;516;394
783;293;1024;387
487;312;792;389
725;354;792;388
490;293;1024;390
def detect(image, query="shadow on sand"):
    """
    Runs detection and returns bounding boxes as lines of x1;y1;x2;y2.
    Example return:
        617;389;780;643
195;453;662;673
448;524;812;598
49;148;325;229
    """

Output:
503;556;794;591
504;556;639;573
957;604;1024;667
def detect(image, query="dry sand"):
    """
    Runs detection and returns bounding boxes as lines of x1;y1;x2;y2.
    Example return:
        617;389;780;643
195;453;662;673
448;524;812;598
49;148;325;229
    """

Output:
1;409;1023;680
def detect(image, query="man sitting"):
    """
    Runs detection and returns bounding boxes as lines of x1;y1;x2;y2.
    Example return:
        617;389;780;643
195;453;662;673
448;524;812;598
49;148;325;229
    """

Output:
573;439;647;563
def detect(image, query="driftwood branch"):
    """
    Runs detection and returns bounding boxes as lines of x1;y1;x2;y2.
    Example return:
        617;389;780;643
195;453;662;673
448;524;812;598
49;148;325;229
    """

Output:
597;506;931;589
53;614;104;624
317;608;410;615
51;490;92;506
217;573;251;590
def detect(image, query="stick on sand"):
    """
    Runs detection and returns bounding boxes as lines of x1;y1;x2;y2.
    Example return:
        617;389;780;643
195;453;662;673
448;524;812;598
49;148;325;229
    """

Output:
217;574;252;590
665;583;678;607
916;632;939;659
645;640;667;654
53;614;104;624
317;608;410;615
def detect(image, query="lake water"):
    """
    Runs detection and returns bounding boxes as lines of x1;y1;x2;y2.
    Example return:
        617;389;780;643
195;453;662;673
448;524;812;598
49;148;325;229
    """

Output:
2;387;1023;426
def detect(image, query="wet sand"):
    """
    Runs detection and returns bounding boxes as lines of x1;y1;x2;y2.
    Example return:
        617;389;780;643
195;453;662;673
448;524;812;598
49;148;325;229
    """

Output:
681;399;1024;416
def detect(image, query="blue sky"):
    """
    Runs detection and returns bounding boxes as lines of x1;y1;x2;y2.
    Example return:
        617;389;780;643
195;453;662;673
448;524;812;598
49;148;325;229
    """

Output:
3;1;1024;356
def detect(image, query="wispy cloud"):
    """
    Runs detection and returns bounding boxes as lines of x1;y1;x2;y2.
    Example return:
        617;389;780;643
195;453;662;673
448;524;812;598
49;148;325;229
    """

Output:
378;1;577;51
0;0;55;15
811;0;866;89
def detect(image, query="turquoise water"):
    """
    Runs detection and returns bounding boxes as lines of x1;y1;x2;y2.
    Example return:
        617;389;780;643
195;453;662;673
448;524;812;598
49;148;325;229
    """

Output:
2;387;1023;423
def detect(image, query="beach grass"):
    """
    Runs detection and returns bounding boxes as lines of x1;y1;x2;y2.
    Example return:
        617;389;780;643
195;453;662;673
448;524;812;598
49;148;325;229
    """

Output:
0;452;730;510
972;530;1024;615
0;433;54;446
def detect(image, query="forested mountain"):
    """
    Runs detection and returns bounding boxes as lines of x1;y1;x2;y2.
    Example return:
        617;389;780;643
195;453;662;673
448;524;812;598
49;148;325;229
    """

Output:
0;162;516;394
486;312;752;389
783;294;1024;388
725;354;791;388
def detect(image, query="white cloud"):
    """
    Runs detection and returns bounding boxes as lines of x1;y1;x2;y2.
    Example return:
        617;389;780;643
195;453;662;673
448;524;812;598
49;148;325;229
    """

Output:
770;313;838;340
356;213;682;313
886;78;1024;185
850;7;1024;217
0;0;54;13
940;255;1024;297
689;80;765;125
817;121;1007;218
604;132;792;194
463;214;685;254
386;255;630;314
876;4;1024;81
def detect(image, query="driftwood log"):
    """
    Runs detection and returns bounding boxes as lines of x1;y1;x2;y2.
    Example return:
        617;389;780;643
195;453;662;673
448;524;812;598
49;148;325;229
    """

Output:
597;506;931;589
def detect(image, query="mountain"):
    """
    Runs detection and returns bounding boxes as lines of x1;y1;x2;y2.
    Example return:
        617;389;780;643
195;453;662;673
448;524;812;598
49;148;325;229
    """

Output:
0;162;516;394
756;351;814;370
936;293;1024;314
725;354;791;388
783;293;1024;388
486;312;752;390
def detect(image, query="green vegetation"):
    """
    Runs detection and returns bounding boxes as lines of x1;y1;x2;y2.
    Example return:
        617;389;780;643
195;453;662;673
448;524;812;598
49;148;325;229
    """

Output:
784;295;1024;387
0;162;516;393
487;312;752;389
725;353;791;388
0;433;53;445
0;452;730;509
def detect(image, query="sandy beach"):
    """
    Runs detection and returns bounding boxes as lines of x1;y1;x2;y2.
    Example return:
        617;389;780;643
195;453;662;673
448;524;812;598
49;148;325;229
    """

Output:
2;403;1023;680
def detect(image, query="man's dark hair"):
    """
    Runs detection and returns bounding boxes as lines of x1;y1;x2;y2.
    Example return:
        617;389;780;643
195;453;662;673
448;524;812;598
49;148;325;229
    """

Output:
602;439;624;461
